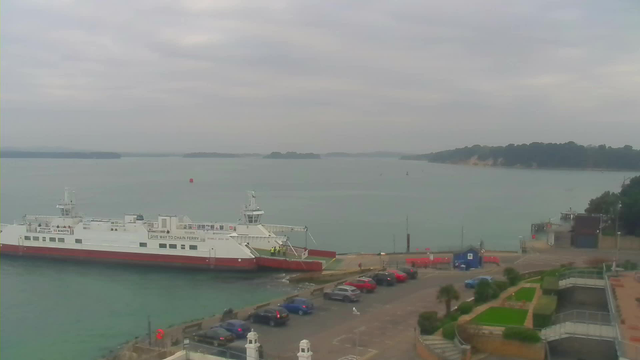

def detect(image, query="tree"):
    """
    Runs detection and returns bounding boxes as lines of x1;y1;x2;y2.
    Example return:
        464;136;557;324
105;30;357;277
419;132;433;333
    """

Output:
585;191;620;217
437;284;460;315
503;267;521;286
474;280;499;303
620;176;640;236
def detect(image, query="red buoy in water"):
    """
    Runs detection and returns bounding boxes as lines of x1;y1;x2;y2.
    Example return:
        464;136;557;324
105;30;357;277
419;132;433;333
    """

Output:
189;178;194;183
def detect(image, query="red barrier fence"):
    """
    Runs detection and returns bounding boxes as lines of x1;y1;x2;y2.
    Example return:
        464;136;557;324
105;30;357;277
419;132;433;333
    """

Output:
405;257;451;268
483;256;500;265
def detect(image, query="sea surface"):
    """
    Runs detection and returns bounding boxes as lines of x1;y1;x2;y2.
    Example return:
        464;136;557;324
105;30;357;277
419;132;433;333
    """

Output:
0;157;636;360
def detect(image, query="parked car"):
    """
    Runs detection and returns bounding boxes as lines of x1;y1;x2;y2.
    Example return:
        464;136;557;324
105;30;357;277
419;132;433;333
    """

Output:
388;269;409;283
399;267;418;279
251;307;290;326
324;285;362;302
371;272;397;286
193;327;236;347
344;277;378;293
464;276;493;289
213;319;252;339
281;297;314;315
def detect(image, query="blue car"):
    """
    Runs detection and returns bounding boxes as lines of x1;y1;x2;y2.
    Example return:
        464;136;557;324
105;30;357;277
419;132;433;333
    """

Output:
464;276;493;289
281;297;314;315
213;320;252;339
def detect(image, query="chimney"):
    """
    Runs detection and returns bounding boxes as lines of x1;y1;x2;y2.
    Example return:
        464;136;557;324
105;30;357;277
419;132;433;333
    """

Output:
298;339;312;360
245;331;260;360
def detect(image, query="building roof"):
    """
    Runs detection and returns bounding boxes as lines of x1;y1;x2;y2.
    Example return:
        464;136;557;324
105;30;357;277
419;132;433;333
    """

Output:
453;246;481;255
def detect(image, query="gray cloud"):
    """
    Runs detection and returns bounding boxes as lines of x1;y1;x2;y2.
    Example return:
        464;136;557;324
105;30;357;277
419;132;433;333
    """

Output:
2;0;639;152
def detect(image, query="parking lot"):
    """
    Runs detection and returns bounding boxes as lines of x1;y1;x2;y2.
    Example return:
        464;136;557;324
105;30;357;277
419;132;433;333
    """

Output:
187;248;640;360
189;267;485;360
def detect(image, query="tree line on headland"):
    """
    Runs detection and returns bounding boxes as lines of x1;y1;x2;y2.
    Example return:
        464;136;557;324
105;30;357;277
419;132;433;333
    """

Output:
585;175;640;237
401;142;640;171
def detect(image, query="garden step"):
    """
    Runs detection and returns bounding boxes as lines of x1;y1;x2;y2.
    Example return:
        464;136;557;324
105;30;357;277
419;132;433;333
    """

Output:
421;336;462;360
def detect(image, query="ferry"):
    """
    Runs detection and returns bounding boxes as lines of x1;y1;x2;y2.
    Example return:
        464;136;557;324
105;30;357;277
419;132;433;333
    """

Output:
0;189;335;271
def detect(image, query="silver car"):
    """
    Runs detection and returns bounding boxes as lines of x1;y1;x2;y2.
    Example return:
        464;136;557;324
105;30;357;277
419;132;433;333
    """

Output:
323;285;362;303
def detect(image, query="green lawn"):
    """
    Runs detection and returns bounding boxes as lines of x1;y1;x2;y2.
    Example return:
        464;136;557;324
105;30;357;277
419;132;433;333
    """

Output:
506;287;537;302
472;307;529;327
524;278;542;284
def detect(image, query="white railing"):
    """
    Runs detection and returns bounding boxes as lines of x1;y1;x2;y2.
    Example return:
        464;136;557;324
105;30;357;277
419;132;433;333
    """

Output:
553;310;612;325
541;321;616;341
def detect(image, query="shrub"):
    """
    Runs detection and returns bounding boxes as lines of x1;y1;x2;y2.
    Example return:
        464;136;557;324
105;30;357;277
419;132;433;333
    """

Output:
493;280;510;293
442;322;457;341
418;311;440;335
503;267;521;286
457;301;474;315
502;327;542;343
446;312;460;322
532;295;557;328
475;280;499;303
541;276;559;295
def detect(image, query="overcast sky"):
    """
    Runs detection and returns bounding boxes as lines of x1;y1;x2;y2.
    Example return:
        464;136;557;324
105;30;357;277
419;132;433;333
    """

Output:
1;0;639;153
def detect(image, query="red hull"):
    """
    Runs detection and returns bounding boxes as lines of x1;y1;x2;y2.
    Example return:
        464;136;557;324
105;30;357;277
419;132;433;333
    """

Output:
0;244;258;270
0;244;325;272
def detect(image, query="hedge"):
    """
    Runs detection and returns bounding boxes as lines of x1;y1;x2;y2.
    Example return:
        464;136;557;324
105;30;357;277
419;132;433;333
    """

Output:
541;276;559;295
418;311;440;335
457;301;474;315
442;322;457;341
494;280;510;293
532;295;557;328
475;281;500;303
502;327;542;343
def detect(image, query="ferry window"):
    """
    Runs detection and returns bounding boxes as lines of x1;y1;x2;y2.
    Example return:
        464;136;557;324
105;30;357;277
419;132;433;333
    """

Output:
75;239;82;244
50;237;56;242
189;245;197;250
181;244;186;250
58;238;65;243
220;225;224;230
159;243;167;249
139;242;147;248
169;244;177;249
161;219;168;228
25;236;31;240
33;236;39;241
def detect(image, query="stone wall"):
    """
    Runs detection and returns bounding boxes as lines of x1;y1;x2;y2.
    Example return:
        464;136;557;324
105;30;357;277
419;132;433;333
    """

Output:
468;335;545;360
599;235;640;250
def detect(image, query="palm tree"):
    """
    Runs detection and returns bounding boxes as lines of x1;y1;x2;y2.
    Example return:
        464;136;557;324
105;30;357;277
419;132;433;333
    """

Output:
437;284;460;315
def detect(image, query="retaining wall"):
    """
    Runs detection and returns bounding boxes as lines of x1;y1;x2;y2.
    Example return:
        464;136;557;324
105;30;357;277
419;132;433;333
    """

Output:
599;235;640;250
468;334;545;360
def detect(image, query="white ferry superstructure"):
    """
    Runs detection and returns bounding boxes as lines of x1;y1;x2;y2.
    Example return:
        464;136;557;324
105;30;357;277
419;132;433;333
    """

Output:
0;189;333;271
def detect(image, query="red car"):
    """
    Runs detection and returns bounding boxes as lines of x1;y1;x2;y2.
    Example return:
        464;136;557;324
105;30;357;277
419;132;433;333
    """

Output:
388;269;409;283
344;277;378;293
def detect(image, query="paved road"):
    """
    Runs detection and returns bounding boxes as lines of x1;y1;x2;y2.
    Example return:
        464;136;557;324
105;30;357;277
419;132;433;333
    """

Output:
189;249;640;360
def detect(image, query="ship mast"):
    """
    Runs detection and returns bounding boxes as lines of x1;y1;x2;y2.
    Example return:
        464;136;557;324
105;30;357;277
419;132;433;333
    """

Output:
56;188;77;217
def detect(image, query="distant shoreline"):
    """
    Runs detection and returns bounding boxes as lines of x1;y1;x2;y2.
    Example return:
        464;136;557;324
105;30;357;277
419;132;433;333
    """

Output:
0;151;121;159
401;158;640;172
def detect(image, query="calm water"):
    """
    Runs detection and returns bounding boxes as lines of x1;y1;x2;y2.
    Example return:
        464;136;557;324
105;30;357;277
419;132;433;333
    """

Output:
1;158;635;360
